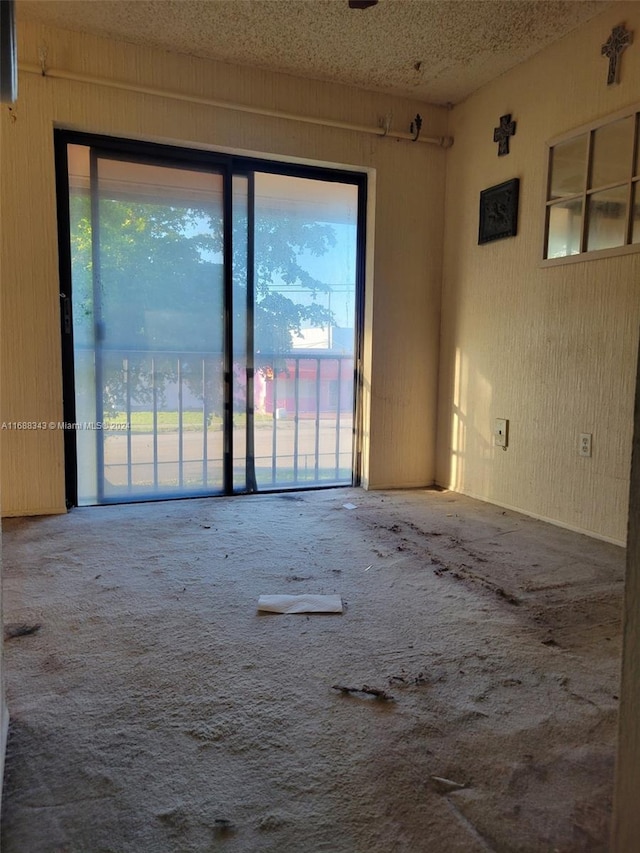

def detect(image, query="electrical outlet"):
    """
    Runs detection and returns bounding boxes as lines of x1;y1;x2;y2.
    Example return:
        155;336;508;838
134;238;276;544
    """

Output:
495;418;508;448
579;433;592;457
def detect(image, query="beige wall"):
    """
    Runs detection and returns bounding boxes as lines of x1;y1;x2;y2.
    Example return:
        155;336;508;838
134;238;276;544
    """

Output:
438;2;640;544
0;19;448;515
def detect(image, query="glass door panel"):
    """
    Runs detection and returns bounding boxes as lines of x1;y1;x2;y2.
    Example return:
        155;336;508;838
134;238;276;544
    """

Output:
68;145;225;503
252;173;358;487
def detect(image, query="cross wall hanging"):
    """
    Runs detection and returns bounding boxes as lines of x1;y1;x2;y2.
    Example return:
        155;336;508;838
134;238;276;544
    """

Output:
602;24;633;85
493;114;516;156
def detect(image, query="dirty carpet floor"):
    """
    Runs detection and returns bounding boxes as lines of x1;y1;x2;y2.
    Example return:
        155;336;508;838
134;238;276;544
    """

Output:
1;487;624;852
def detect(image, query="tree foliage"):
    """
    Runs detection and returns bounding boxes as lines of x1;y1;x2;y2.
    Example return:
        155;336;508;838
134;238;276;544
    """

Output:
69;191;338;413
70;193;336;352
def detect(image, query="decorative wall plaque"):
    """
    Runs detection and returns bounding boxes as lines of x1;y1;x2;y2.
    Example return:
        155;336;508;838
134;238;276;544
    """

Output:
478;178;520;245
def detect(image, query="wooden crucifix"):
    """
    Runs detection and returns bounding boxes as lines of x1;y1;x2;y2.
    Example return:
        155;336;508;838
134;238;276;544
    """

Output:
602;24;633;85
493;114;516;157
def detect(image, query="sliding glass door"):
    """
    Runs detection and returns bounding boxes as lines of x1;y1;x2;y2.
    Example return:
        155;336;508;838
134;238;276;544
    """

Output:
56;133;365;505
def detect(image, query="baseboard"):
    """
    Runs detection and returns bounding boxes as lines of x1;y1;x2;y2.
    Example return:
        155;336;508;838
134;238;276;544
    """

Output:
363;480;436;491
436;482;626;547
1;505;67;518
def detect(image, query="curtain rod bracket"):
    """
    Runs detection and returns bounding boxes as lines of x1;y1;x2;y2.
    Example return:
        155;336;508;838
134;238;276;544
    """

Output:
38;45;48;76
378;113;393;137
410;113;423;142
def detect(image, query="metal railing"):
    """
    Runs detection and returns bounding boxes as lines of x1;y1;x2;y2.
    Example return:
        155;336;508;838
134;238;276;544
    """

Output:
74;347;355;500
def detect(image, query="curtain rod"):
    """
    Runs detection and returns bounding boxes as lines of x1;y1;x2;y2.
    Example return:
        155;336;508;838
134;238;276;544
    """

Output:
19;62;453;148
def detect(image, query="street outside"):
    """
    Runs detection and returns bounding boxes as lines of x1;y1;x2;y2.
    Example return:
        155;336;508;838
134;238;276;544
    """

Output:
101;416;354;495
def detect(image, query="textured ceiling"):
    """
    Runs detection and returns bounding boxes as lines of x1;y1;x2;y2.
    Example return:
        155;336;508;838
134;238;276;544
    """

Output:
18;0;612;105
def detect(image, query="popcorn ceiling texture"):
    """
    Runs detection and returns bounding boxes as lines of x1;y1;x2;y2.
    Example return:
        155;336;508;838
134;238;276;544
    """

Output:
17;0;610;104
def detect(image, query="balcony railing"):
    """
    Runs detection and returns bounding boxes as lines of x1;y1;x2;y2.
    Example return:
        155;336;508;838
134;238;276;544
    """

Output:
73;347;355;503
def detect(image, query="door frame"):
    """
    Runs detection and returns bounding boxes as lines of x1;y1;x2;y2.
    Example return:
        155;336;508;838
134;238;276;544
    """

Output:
54;129;367;506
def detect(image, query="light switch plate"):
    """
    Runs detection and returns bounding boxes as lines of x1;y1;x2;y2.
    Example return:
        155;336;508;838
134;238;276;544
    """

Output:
495;418;508;448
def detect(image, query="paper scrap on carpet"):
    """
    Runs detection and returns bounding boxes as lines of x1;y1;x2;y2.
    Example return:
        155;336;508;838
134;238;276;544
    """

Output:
258;594;344;614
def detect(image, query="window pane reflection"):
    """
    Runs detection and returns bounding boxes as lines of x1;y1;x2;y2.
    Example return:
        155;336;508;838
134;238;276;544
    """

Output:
591;117;634;189
547;199;583;258
587;185;628;252
549;134;588;199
